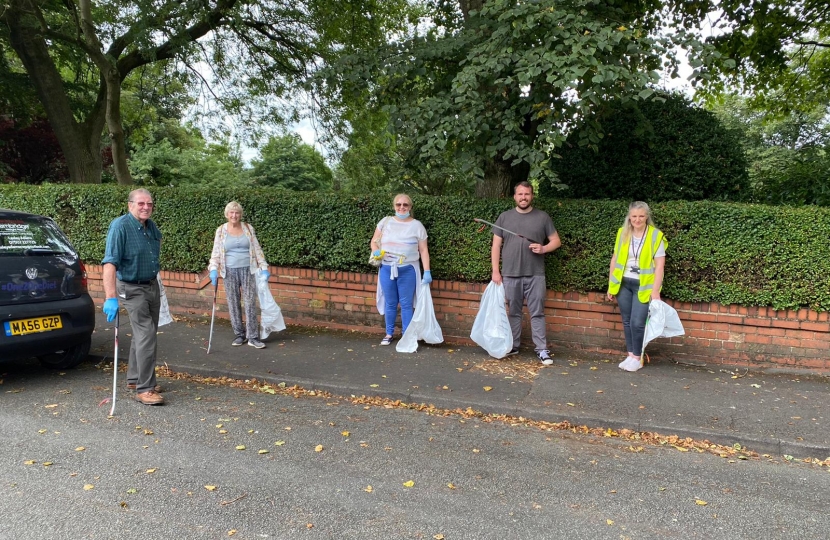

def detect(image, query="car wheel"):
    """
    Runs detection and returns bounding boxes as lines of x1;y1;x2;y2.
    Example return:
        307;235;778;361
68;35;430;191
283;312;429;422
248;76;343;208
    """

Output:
38;336;91;369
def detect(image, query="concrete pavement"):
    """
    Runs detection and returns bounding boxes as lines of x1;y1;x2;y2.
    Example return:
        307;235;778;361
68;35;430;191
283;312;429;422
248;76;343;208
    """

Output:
88;311;830;460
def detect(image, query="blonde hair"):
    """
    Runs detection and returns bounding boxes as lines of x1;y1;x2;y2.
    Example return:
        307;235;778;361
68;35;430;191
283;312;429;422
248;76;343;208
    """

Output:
224;201;243;219
620;201;655;245
393;193;414;217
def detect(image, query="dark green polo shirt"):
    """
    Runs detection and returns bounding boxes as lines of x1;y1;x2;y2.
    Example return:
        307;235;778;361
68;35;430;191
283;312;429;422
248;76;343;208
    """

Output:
102;213;162;282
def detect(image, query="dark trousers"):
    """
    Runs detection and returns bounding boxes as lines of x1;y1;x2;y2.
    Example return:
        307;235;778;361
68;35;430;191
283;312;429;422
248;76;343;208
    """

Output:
617;277;649;356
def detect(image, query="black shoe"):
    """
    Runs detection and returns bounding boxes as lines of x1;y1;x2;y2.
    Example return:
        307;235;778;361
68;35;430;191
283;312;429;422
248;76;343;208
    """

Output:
505;348;519;356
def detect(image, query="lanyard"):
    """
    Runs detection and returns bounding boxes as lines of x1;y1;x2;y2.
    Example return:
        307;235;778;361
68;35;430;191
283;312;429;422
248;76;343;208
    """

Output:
631;228;647;264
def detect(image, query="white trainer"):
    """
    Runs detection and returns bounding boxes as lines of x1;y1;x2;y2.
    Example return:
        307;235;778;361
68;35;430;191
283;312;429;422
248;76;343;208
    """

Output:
620;356;643;372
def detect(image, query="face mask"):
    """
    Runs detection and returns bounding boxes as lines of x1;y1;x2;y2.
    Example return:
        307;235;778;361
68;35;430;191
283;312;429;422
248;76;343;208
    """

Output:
395;212;410;219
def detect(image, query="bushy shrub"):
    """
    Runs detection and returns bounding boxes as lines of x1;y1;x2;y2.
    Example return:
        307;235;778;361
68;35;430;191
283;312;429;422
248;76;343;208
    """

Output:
541;94;749;201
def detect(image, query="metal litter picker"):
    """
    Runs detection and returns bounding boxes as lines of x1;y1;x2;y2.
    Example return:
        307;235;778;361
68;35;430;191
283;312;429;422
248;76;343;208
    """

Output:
473;217;543;245
207;281;218;354
100;312;120;416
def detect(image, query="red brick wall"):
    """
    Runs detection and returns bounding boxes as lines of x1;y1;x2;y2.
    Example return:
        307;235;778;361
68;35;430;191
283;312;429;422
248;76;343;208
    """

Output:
85;264;830;372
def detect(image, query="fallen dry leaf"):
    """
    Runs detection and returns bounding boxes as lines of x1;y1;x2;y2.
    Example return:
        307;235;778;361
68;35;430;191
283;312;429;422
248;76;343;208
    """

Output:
483;386;493;392
205;485;217;491
75;447;85;452
258;449;269;455
364;485;373;493
403;480;415;487
315;445;324;452
83;484;94;491
695;499;708;506
447;483;456;490
341;431;350;437
235;445;246;451
274;441;286;446
146;468;157;474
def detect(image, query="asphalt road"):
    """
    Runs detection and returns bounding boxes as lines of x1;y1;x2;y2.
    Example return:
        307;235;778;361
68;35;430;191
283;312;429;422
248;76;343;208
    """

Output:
1;358;828;540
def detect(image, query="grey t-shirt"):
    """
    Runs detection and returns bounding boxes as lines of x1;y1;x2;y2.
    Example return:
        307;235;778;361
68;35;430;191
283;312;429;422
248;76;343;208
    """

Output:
494;208;556;277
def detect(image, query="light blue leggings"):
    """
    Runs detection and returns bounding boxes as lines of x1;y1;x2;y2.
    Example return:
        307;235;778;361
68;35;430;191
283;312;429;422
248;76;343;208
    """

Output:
379;264;416;336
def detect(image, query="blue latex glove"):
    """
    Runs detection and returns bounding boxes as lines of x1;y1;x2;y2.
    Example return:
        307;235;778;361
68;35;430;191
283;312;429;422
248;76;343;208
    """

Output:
209;269;218;287
260;269;270;279
103;298;119;322
422;270;432;285
372;250;381;258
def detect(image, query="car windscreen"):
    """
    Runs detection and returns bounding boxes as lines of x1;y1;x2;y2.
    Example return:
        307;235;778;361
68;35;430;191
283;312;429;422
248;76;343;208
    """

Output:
0;216;76;257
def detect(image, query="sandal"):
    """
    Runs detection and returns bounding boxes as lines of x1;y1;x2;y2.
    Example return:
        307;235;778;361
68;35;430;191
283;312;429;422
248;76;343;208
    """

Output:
380;335;393;346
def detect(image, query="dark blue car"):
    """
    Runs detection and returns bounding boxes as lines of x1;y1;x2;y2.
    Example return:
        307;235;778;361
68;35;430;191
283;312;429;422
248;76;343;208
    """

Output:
0;209;95;368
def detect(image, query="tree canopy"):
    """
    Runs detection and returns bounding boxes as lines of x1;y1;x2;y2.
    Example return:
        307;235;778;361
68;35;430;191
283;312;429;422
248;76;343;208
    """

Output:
250;134;333;191
0;0;408;184
324;0;706;196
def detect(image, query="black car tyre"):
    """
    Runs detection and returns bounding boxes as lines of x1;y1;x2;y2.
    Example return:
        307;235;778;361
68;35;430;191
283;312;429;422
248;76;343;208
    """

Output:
37;336;91;369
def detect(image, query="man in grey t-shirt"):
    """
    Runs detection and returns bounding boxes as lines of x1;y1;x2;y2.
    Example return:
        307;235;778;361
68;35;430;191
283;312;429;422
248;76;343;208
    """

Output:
491;181;561;365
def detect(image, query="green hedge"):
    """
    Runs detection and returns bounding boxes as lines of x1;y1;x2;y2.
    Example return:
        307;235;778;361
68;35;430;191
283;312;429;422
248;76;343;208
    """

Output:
2;185;829;311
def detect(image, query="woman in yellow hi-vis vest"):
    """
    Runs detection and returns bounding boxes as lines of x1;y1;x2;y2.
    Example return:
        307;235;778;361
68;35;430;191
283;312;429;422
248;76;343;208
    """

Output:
606;202;667;372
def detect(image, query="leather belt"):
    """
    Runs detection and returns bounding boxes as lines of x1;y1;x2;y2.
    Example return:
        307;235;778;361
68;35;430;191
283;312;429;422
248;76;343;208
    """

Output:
121;278;156;285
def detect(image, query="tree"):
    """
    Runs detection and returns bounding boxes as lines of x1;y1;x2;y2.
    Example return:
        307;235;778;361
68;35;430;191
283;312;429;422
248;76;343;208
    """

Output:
326;0;700;197
250;134;332;191
542;93;749;201
128;121;247;187
334;107;475;196
709;94;830;206
0;0;406;184
676;0;830;115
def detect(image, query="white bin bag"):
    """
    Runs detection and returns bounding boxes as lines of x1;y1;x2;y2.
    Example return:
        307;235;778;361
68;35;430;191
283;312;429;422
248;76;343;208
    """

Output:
641;299;685;355
397;283;444;353
256;272;286;339
470;281;513;359
157;275;173;327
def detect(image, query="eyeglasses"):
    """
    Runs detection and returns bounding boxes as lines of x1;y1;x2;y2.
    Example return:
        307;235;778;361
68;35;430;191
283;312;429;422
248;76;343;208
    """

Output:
395;203;410;208
131;201;154;207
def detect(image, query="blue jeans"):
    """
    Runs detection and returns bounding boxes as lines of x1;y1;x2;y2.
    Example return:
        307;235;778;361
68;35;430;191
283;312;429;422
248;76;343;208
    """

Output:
617;277;650;356
379;264;416;336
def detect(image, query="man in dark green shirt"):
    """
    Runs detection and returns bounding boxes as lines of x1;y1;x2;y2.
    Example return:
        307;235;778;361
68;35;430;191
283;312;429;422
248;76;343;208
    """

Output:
102;188;164;405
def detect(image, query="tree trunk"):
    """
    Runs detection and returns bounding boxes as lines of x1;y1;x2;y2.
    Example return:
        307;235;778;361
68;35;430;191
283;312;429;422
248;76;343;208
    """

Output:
78;0;133;185
477;158;511;198
3;0;105;184
458;0;484;21
104;68;132;185
476;154;531;198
